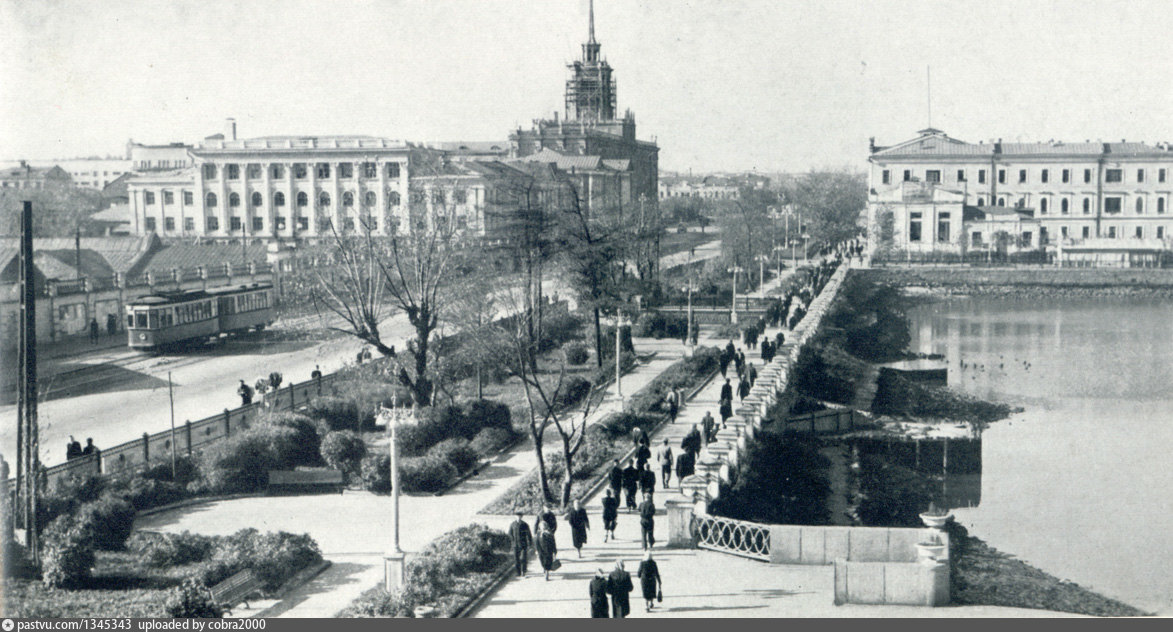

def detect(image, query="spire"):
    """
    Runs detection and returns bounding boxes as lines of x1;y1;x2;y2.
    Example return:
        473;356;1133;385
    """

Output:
588;0;596;44
583;0;601;62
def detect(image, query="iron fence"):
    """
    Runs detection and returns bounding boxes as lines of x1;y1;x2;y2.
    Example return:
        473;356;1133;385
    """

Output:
694;513;771;561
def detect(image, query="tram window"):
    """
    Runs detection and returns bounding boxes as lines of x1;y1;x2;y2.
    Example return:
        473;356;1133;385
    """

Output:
148;310;159;329
127;314;134;328
135;312;147;328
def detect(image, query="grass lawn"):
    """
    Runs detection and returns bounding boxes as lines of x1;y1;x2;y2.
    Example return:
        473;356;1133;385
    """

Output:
659;230;718;257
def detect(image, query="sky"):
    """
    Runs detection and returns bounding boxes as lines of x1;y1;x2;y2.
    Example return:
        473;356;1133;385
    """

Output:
2;0;1171;173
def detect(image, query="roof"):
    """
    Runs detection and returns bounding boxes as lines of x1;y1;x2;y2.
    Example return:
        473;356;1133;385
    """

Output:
35;249;116;280
0;165;71;181
602;159;630;171
874;130;1173;160
133;241;269;277
427;141;509;153
194;136;408;152
90;203;132;225
517;149;602;171
0;235;154;276
127;167;196;185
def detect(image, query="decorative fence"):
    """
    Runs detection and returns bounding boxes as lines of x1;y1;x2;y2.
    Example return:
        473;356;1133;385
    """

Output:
782;408;860;434
694;513;771;562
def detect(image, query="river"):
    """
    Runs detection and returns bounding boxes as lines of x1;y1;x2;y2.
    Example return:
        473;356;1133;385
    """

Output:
907;293;1173;615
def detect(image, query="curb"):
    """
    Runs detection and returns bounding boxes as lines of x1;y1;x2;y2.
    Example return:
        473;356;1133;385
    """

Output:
453;558;517;618
133;492;261;519
247;559;334;618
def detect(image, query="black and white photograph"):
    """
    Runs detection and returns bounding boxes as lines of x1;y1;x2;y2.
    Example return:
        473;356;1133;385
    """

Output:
0;0;1169;620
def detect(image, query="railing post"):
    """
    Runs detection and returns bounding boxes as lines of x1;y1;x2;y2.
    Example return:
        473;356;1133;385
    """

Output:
142;432;150;464
288;384;295;411
666;498;696;548
185;420;193;456
224;409;231;437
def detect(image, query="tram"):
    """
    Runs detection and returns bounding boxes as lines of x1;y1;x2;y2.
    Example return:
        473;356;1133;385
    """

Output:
125;283;274;351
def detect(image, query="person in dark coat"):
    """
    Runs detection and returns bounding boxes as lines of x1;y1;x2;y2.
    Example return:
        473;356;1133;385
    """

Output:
89;318;99;344
607;561;634;618
681;424;702;457
622;463;639;511
105;313;117;336
537;505;558;535
675;449;695;488
65;435;82;460
589;569;610;618
638;493;656;550
738;377;750;402
724;340;736;362
748;363;757;387
735;350;746;376
638;462;656;503
634;442;652;471
601;488;619;542
632;426;649;448
608;459;624;498
535;522;558;581
719;397;733;426
237;379;253;405
311;364;322;380
508;512;532;577
760;337;771;361
719;350;730;378
82;438;99;458
637;551;662;612
701;411;715;446
565;499;590;558
720;378;733;403
664;388;679;422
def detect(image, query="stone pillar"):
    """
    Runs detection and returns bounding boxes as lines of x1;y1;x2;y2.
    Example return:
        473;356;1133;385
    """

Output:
185;420;193;456
921;559;950;606
142;432;150;463
665;497;695;548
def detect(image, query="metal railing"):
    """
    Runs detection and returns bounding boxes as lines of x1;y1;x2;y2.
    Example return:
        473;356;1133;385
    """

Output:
694;513;771;561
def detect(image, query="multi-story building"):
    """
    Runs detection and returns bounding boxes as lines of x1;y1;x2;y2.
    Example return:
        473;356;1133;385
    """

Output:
0;163;73;190
867;128;1173;253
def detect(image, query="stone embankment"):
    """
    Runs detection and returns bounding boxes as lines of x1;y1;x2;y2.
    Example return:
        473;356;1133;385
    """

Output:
862;267;1173;297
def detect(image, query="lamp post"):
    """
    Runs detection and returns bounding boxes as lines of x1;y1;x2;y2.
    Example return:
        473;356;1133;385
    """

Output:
773;245;786;281
728;265;743;324
379;401;415;592
613;307;628;401
754;254;770;297
803;232;811;264
680;278;696;354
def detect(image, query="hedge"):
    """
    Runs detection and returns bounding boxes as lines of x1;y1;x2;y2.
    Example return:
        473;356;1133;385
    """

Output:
320;430;368;480
198;424;306;494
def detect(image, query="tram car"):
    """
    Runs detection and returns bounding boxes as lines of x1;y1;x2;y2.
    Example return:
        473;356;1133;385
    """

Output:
125;283;275;351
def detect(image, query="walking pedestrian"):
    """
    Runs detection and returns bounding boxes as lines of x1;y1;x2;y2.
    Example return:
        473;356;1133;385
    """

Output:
537;505;558;535
637;551;662;612
65;435;82;460
720;378;732;403
590;569;610;618
608;459;624;499
607;561;634;618
735;350;746;376
719;397;733;427
237;379;253;405
565;499;590;558
535;522;558;581
634;441;652;471
664;388;679;422
89;318;99;344
602;488;619;542
702;411;715;446
622;462;639;512
675;449;695;487
106;313;117;336
82;438;99;458
639;462;656;503
632;426;649;448
724;340;736;362
508;512;533;577
748;362;757;387
638;493;656;550
738;376;750;402
682;423;702;457
311;365;322;380
655;439;673;488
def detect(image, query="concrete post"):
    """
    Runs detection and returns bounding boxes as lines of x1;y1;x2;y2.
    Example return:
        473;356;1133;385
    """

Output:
665;497;695;548
921;559;950;606
224;409;231;436
141;432;150;464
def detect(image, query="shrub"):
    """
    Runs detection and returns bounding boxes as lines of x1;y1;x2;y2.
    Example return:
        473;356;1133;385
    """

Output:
305;396;362;432
537;311;584;353
360;453;391;493
194;528;322;592
398;455;457;493
40;517;95;588
141;456;200;486
332;381;411;427
469;427;515;457
428;438;479;474
599;324;634;357
564;342;590;365
129;531;215;568
460;399;512;434
257;412;322;466
709;430;830;525
855;454;936;527
199;424;303;493
320;431;368;480
74;495;136;550
164;578;223;618
553;376;592;411
634;312;688;339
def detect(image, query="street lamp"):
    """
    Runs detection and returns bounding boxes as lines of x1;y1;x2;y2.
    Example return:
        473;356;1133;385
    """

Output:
772;245;786;281
613;307;629;401
680;277;697;353
802;232;811;264
379;400;417;592
728;265;743;324
754;254;770;297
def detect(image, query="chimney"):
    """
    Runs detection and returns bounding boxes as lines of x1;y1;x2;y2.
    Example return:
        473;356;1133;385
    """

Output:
868;137;876;153
225;117;237;141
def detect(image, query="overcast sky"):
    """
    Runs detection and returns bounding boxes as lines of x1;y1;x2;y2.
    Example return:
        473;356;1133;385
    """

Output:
2;0;1171;173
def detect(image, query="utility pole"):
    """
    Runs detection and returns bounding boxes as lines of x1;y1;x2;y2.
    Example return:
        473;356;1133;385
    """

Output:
17;200;40;563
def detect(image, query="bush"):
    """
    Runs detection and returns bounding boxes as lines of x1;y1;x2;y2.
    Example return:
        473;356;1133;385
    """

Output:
190;529;322;592
428;438;479;474
537;311;584;353
634;312;688;339
141;456;200;486
129;531;215;568
40;517;95;588
461;399;512;433
74;495;136;550
469;427;515;457
398;455;457;493
599;324;634;358
305;396;362;432
320;431;368;480
164;578;223;618
709;430;830;525
332;381;412;427
257;412;322;466
553;375;593;411
360;453;391;493
199;424;303;493
564;342;590;365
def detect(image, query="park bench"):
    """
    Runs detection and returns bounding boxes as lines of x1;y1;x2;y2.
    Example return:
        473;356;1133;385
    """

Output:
267;468;344;494
209;568;262;615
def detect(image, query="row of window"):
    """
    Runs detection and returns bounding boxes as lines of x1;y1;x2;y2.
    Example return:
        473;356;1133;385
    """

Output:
971;195;1169;215
201;162;402;181
220;291;270;315
143;212;473;234
884;167;1169;186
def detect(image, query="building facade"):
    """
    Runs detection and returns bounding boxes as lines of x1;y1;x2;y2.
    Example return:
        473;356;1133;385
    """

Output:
868;129;1173;253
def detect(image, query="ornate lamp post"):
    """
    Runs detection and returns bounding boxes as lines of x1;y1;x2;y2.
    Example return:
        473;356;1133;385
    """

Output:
754;254;770;297
379;401;417;592
728;265;744;324
773;245;786;280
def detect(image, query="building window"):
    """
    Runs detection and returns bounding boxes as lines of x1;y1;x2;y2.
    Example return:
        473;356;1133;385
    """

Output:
1107;226;1117;238
247;164;262;179
909;212;922;242
365;191;376;206
997;197;1005;207
926;170;941;184
144;217;156;231
1105;169;1122;183
1137;169;1145;183
978;169;987;184
937;212;950;242
183;190;193;205
881;170;890;185
971;231;982;246
1018;169;1027;183
387;191;401;207
339;163;353;179
976;197;984;206
342;191;354;207
1160;198;1167;214
207;216;219;231
956;169;966;182
297;191;308;207
271;164;285;179
363;162;377;178
1060;226;1069;238
903;170;911;182
184;217;195;231
1062;169;1070;183
1136;198;1144;214
226;164;240;180
1061;198;1069;214
454;188;468;204
252;217;263;231
297;217;309;231
206;192;218;207
293;163;307;179
203;164;217;179
1040;198;1048;214
165;217;175;231
343;218;355;232
1135;226;1144;238
1104;197;1122;214
316;163;331;178
230;217;241;231
432;189;446;205
274;192;285;207
1041;169;1049;183
1160;168;1167;183
319;191;331;207
251;192;263;207
1084;169;1092;183
1083;198;1091;214
229;192;240;207
164;190;174;205
1040;227;1048;245
998;169;1006;184
275;216;286;230
386;163;401;178
1082;226;1090;239
144;191;155;204
1158;226;1166;239
1021;231;1032;247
